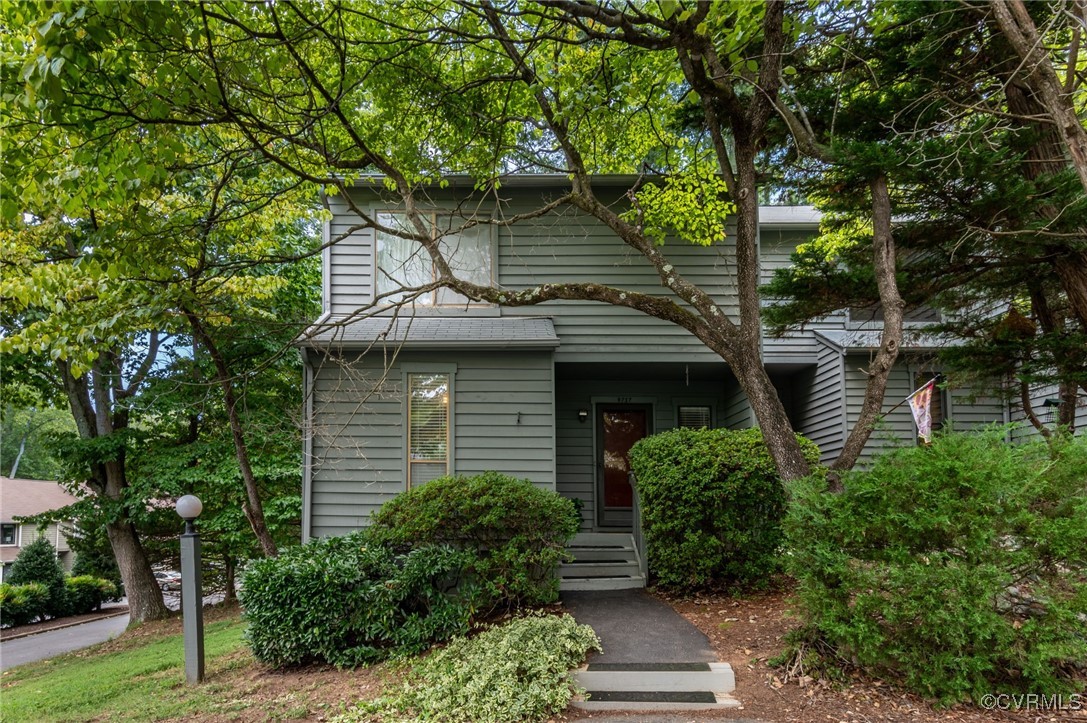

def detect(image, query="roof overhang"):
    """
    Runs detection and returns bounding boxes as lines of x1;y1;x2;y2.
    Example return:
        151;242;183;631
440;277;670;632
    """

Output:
298;315;560;350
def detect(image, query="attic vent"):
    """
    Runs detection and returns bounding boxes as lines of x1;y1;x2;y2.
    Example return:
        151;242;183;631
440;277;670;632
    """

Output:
677;405;712;429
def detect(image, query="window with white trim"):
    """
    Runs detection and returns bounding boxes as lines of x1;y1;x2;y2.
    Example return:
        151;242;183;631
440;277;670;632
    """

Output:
407;373;450;487
677;405;713;429
376;212;492;305
1;523;17;546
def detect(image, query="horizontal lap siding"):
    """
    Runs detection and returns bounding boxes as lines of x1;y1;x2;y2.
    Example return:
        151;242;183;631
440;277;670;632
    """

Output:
309;350;554;538
1010;382;1087;442
720;381;752;429
796;345;844;464
555;373;731;530
760;228;842;361
327;195;374;316
496;193;739;362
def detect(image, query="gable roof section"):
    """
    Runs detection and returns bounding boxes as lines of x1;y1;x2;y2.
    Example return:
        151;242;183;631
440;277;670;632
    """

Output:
1;478;78;522
300;316;560;350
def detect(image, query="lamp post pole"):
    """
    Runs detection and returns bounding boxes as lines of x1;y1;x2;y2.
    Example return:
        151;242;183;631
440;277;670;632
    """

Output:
176;495;204;684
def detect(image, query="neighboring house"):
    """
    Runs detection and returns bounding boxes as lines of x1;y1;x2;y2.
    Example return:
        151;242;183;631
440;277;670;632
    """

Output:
0;477;77;581
299;176;1079;589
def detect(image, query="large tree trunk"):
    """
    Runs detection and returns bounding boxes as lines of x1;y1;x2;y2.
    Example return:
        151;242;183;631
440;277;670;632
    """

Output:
107;519;170;622
830;175;905;479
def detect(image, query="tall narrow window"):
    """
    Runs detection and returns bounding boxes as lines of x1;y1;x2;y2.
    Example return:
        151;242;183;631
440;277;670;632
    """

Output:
407;373;450;487
376;212;492;305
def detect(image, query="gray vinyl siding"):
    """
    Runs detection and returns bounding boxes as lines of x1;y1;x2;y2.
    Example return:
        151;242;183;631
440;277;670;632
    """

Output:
796;345;845;464
325;185;744;363
326;194;375;316
308;349;555;538
1010;383;1087;442
555;371;732;530
720;381;753;429
845;356;1007;464
759;227;838;362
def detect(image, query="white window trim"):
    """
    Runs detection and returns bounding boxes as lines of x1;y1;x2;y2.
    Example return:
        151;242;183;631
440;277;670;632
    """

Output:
402;363;458;488
375;209;496;307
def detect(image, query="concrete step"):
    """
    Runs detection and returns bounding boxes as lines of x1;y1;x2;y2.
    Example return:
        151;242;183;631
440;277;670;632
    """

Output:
569;662;740;712
560;575;646;591
566;546;637;562
559;561;641;578
574;662;735;693
569;532;636;547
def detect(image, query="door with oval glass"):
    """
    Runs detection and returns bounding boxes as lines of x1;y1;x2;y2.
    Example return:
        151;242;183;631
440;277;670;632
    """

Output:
596;404;651;528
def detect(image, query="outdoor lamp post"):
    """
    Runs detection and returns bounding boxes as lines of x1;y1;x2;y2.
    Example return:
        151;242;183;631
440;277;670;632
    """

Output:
175;494;204;684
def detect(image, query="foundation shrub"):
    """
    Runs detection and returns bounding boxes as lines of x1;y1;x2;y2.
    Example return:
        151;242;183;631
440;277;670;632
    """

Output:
785;429;1087;704
239;533;477;667
630;427;818;590
368;471;579;609
0;582;49;626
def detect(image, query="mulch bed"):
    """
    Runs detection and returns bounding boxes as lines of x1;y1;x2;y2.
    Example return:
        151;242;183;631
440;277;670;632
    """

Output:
0;606;129;641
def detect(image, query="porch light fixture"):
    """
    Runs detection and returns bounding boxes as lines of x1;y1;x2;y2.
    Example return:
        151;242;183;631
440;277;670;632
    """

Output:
175;494;204;684
577;409;589;423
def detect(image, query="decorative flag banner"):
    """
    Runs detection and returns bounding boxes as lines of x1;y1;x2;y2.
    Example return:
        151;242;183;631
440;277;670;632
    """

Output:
908;378;936;443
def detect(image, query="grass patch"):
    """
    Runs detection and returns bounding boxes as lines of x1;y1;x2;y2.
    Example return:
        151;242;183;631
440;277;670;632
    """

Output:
2;612;251;721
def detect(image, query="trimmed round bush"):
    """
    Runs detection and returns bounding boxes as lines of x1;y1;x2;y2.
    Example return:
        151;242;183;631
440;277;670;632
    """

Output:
8;536;68;618
240;533;477;667
0;582;49;627
630;427;819;590
368;472;579;608
65;576;117;615
784;429;1087;704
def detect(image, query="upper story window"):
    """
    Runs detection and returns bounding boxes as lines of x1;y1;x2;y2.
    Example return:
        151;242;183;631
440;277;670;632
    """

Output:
1;523;17;546
376;212;493;306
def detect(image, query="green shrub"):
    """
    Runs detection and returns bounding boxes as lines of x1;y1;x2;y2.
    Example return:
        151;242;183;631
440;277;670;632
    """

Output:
342;613;601;723
239;532;477;667
65;576;118;615
8;536;68;618
629;427;818;590
785;429;1087;704
0;582;49;626
368;472;579;609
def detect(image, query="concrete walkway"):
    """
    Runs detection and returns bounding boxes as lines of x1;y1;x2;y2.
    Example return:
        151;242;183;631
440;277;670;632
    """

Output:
561;589;716;664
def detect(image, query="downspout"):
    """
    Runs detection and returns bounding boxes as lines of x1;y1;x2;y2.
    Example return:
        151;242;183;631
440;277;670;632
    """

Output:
301;347;314;542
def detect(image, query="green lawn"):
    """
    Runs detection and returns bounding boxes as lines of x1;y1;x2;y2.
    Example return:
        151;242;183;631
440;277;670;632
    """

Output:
2;615;254;722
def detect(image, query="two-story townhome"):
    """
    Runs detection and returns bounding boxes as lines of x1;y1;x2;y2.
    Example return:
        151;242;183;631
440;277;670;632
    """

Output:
1;477;77;581
298;175;1063;590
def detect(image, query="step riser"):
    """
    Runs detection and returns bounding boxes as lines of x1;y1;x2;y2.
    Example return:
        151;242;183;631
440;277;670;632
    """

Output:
560;576;645;591
566;548;636;562
573;668;735;693
572;698;741;711
570;532;637;546
560;562;641;577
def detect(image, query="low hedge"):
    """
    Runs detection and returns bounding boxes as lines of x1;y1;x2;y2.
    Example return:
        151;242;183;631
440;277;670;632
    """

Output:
785;429;1087;704
240;533;477;667
65;576;118;615
0;582;49;627
630;427;819;590
368;472;579;608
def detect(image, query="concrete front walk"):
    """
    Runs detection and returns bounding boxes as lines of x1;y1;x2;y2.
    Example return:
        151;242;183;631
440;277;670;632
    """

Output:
0;613;130;671
561;589;716;664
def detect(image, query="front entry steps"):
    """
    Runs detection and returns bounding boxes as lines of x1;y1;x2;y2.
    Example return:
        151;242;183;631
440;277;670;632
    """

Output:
559;533;645;591
570;661;741;711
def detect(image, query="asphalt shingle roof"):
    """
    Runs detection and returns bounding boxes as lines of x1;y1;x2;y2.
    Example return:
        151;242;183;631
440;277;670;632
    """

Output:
299;315;560;349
